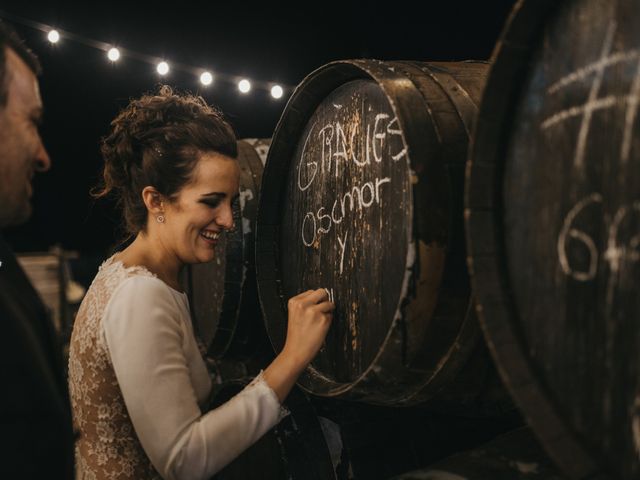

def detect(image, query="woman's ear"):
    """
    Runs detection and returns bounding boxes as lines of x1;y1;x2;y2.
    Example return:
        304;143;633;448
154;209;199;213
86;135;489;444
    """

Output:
141;186;165;215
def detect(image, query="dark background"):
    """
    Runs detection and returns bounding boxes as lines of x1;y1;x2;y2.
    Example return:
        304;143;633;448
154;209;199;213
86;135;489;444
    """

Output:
2;0;517;257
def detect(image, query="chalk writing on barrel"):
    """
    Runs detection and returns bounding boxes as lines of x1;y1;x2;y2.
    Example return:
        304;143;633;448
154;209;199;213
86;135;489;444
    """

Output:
297;113;405;193
558;194;640;281
301;177;391;245
323;288;335;303
557;193;603;281
297;102;405;278
541;20;640;166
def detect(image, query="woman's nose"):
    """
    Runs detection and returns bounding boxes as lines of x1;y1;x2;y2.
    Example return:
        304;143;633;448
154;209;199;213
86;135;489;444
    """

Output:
219;203;235;231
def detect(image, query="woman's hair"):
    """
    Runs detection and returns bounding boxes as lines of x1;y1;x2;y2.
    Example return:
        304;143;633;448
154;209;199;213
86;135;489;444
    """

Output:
94;85;237;236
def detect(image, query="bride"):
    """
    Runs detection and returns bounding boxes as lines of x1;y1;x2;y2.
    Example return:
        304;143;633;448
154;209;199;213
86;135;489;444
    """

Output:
68;86;334;479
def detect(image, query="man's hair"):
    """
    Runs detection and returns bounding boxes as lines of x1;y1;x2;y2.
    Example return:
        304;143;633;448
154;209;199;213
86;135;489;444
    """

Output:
0;20;41;106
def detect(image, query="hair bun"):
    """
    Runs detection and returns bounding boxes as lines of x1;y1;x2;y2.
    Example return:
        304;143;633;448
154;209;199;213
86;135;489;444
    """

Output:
93;85;237;237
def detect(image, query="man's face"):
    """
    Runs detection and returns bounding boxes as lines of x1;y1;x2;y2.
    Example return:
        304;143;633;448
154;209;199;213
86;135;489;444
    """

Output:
0;47;50;228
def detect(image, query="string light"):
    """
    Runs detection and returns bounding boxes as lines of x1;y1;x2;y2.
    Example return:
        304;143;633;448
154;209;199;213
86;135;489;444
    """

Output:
156;61;170;76
270;85;283;99
47;29;60;43
238;79;251;93
0;9;291;100
107;47;120;62
200;71;213;86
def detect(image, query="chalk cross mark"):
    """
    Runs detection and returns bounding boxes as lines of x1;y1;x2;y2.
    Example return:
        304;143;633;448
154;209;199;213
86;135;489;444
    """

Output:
541;21;640;167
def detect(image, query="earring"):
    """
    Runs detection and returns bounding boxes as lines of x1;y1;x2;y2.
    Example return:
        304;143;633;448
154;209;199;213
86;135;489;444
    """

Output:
156;214;165;223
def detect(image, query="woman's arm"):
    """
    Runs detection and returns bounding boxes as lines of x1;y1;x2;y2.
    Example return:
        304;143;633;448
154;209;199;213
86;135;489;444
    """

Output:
263;288;334;402
103;276;283;480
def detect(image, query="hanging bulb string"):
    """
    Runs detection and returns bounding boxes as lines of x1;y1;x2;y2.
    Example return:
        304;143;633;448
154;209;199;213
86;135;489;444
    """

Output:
0;8;291;97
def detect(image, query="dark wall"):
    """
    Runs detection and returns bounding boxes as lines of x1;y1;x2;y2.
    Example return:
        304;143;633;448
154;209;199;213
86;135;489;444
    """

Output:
2;1;517;254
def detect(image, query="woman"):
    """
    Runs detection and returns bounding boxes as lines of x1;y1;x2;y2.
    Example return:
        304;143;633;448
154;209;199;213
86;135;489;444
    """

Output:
68;86;334;479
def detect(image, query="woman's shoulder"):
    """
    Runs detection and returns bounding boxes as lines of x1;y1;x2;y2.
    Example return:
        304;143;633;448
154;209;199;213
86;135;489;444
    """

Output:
102;265;188;330
83;255;183;314
98;254;183;295
99;254;157;283
109;265;183;304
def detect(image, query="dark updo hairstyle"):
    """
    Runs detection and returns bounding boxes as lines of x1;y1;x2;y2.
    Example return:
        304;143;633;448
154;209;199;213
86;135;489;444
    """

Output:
94;85;238;236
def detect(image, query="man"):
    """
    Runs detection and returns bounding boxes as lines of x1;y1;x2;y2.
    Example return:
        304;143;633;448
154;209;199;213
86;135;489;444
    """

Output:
0;20;74;478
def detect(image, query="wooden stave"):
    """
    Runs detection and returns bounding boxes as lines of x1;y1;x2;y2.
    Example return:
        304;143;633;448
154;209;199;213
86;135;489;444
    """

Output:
185;139;271;360
209;382;336;480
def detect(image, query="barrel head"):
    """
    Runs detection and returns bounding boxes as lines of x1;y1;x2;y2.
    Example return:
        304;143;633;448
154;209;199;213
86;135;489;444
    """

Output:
467;0;640;477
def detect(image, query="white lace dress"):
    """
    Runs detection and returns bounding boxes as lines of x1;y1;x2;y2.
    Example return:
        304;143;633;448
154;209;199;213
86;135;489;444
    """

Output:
68;256;286;480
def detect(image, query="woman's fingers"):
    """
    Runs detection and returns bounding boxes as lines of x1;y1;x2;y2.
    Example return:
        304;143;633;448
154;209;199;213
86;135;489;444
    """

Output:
315;301;335;313
290;288;332;308
303;288;330;305
296;289;316;298
282;288;336;370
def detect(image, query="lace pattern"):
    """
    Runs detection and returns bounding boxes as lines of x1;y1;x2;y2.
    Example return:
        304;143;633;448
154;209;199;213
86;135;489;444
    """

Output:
69;255;287;479
248;371;290;422
68;256;162;480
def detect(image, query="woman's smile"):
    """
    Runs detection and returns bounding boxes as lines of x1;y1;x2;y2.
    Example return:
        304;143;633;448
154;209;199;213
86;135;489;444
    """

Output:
200;228;220;246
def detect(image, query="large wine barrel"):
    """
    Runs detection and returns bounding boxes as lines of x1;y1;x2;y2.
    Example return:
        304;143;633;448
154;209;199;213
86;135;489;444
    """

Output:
465;0;640;478
209;379;519;480
184;138;270;359
209;382;337;480
16;249;71;335
256;59;493;405
311;396;524;479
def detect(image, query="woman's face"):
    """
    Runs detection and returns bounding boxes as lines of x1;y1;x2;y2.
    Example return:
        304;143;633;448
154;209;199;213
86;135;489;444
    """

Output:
163;151;240;264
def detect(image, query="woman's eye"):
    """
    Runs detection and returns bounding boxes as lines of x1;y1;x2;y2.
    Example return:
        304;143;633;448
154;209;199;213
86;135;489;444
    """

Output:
201;198;221;208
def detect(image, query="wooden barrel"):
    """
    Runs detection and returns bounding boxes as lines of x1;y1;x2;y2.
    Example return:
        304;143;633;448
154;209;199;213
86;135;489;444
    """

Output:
256;59;494;405
390;428;566;480
209;379;520;480
209;382;336;480
16;248;71;335
183;138;270;359
465;1;640;478
311;396;524;479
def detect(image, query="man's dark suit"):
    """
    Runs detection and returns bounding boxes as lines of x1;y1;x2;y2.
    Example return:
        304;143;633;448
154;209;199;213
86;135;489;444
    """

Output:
0;235;75;478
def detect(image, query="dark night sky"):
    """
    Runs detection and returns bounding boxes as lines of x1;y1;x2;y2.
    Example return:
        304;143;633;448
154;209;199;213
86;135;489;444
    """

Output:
1;0;517;255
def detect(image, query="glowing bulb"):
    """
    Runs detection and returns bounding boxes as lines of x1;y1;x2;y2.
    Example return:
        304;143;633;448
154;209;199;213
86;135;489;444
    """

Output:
157;61;169;75
200;71;213;86
47;30;60;44
107;47;120;62
238;79;251;93
270;85;283;99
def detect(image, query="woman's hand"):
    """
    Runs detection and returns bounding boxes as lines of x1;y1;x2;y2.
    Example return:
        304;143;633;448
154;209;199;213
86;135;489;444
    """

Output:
281;288;334;368
263;288;334;402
